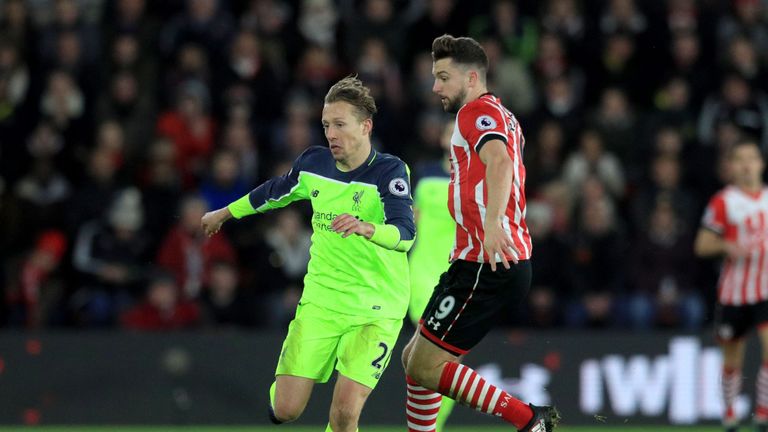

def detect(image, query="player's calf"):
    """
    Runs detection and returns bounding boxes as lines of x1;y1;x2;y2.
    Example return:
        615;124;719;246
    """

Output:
329;404;360;432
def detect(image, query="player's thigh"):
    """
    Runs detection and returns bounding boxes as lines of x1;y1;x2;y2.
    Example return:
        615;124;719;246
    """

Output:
273;375;315;417
276;302;342;384
420;260;531;356
715;303;751;367
336;317;402;390
329;373;373;423
754;301;768;359
406;333;462;389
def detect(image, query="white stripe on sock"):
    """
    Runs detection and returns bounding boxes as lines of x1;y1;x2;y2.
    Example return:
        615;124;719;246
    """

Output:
407;399;442;410
475;380;491;411
406;409;440;421
407;421;436;431
486;388;501;414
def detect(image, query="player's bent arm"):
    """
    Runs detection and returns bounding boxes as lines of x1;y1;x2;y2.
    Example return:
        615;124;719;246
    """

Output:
369;223;414;252
694;228;726;257
479;140;514;223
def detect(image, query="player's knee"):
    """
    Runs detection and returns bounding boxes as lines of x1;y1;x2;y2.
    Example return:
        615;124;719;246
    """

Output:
405;360;428;385
272;399;304;423
401;344;412;370
329;404;359;431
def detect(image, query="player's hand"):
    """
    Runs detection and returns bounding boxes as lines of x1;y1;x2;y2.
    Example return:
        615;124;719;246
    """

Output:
331;213;374;239
483;220;519;271
724;241;753;259
201;208;232;237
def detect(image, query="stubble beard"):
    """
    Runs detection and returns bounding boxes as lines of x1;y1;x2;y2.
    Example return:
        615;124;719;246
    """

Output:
443;88;467;114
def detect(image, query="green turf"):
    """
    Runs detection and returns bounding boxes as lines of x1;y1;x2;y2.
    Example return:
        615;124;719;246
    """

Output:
0;427;727;432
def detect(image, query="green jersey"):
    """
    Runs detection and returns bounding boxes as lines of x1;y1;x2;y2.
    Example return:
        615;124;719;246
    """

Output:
408;160;455;321
229;146;415;319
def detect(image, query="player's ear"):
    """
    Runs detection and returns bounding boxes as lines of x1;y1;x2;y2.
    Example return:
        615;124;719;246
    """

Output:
466;69;474;84
362;118;373;135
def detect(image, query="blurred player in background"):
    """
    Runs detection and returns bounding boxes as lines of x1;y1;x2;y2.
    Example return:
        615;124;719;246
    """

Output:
401;35;559;432
201;76;415;432
407;119;456;431
695;138;768;432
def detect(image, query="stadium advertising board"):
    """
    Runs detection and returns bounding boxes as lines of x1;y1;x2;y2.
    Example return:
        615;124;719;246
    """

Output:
0;331;759;425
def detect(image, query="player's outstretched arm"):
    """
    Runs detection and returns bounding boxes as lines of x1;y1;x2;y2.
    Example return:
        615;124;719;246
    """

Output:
201;207;233;237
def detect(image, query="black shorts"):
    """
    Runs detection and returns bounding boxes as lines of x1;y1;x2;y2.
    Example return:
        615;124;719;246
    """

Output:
419;259;531;356
714;300;768;341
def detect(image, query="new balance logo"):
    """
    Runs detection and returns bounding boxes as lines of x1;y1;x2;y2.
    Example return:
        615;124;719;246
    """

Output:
531;420;545;432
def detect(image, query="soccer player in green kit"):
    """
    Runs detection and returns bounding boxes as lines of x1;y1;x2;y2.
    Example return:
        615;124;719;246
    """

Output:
408;119;456;432
201;77;415;432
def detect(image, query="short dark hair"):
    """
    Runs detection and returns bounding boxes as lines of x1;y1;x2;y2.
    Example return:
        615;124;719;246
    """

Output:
729;137;763;159
431;35;489;72
324;76;377;121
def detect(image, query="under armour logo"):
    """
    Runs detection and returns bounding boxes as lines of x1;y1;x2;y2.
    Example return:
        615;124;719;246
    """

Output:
427;316;441;331
311;189;319;198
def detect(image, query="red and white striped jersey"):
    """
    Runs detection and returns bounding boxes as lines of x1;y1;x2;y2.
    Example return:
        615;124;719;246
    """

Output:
702;185;768;305
448;93;532;263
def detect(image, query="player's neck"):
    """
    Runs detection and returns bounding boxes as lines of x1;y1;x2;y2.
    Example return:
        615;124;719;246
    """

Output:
463;86;489;105
337;143;373;172
737;182;763;195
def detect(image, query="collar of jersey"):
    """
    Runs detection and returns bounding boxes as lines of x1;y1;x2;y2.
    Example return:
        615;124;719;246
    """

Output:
335;148;377;176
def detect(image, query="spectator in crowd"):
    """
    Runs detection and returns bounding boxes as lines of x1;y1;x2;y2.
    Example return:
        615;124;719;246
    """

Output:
66;145;123;234
71;187;151;326
698;73;768;151
159;0;235;66
138;138;182;249
121;270;201;331
199;149;250;212
243;207;310;328
523;201;568;328
156;195;236;300
200;260;258;328
627;199;704;330
526;121;566;197
562;129;625;199
0;0;761;330
565;179;625;328
590;87;637;165
632;155;698;231
156;79;216;187
5;229;68;328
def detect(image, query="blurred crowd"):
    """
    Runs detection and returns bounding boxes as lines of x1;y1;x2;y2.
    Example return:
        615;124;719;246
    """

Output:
0;0;765;331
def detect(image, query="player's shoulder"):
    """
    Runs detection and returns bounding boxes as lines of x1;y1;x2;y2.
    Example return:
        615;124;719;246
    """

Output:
371;151;408;172
457;94;507;130
368;152;411;196
294;145;334;171
298;145;331;163
459;94;505;116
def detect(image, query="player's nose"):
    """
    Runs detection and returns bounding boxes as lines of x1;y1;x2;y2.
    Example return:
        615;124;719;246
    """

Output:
432;80;441;94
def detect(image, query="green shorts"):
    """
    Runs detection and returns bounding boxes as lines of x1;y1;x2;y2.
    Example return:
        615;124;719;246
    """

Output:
275;302;402;389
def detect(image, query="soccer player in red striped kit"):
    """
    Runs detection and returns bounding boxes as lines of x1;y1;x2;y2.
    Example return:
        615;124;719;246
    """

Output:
401;35;560;432
695;138;768;432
